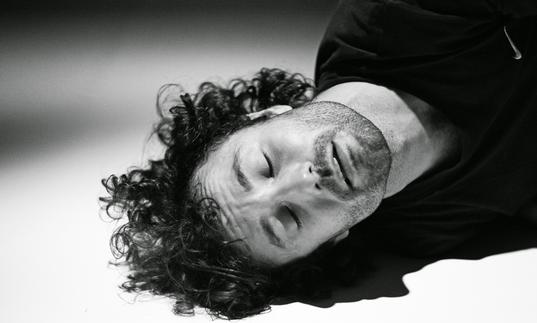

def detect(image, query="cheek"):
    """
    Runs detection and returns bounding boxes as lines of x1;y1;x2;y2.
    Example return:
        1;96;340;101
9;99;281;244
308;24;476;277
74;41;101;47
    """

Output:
306;202;349;232
307;198;341;215
271;124;314;149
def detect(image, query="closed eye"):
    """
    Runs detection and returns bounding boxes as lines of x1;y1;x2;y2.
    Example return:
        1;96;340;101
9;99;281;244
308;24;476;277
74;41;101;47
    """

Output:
263;152;274;177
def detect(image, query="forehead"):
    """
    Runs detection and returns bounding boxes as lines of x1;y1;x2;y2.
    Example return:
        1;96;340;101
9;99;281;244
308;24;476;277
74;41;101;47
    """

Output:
191;125;264;220
191;141;268;261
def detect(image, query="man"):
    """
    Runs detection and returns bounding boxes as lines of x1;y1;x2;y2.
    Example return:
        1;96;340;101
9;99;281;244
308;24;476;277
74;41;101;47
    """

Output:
101;0;537;319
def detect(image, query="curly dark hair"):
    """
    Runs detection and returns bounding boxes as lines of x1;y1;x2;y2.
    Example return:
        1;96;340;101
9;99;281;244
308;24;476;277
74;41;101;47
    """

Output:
100;68;369;319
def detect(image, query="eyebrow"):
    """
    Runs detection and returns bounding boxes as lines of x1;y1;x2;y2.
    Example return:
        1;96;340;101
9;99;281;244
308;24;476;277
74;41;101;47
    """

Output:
232;147;253;192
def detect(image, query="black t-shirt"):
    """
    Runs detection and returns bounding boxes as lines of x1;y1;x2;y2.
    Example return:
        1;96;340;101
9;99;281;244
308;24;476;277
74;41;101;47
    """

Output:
315;0;537;256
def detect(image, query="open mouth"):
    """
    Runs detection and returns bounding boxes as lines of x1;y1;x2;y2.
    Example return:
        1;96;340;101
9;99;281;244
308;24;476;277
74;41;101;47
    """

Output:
332;141;353;189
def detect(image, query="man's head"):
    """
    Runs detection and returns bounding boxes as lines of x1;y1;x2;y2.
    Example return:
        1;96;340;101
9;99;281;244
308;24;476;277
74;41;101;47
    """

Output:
101;68;390;319
192;101;391;265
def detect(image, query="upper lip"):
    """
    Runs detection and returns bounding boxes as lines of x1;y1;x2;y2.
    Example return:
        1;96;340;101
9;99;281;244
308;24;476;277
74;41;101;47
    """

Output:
331;141;354;190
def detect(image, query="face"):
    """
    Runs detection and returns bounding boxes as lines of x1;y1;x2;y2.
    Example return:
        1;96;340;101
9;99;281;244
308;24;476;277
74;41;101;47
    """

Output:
192;102;390;266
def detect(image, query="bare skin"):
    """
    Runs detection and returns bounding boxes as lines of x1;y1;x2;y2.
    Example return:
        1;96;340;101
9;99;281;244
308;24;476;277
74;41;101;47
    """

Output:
192;82;459;266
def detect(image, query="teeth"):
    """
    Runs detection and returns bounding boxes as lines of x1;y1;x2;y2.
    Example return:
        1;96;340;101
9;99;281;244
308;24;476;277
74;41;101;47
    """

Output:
332;151;347;185
333;156;343;175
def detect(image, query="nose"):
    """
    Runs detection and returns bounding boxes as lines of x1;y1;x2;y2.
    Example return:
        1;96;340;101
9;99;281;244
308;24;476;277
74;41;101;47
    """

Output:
269;161;321;200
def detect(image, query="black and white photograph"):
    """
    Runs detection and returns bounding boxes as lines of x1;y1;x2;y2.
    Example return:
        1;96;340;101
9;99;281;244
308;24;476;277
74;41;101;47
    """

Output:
1;1;537;322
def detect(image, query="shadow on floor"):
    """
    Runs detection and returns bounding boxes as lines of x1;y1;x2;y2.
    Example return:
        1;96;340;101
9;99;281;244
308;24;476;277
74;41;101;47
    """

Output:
274;217;537;308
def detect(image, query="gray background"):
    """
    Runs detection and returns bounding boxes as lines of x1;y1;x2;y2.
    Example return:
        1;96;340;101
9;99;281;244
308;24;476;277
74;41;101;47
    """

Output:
0;0;333;165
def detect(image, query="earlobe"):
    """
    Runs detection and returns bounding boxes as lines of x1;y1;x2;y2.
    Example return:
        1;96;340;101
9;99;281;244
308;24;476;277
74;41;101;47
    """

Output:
331;230;349;245
247;105;292;120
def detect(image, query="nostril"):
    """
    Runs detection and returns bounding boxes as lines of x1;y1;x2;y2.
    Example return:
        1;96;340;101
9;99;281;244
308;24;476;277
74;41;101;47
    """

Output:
308;165;313;173
315;183;321;190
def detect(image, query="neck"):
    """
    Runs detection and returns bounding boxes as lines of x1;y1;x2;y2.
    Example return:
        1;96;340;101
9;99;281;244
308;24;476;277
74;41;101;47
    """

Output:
314;82;458;198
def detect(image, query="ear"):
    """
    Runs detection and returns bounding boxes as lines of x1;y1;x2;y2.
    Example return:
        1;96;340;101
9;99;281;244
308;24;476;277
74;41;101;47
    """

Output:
246;105;292;120
330;230;349;245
